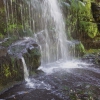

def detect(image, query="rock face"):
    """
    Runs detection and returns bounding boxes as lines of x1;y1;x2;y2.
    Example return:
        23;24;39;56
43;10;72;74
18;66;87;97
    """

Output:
91;3;100;32
82;53;100;66
0;38;41;92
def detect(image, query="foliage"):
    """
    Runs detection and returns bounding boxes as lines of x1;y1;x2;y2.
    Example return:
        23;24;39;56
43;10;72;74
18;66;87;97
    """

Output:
0;0;32;39
60;0;100;55
62;0;99;39
77;0;98;38
85;49;100;54
80;21;98;38
3;65;11;78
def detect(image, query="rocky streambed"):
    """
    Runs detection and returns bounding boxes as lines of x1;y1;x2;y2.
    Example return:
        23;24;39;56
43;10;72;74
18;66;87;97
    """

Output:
0;60;100;100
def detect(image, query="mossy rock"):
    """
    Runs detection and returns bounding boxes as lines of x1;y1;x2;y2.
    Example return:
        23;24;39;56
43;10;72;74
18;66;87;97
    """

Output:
0;37;41;93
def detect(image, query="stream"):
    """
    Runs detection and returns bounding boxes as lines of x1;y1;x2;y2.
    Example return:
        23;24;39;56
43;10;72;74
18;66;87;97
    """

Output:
0;60;100;100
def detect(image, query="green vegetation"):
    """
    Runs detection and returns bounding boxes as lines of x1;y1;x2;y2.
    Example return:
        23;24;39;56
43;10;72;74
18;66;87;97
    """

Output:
85;49;100;54
61;0;100;55
0;0;32;39
63;0;99;39
3;65;11;78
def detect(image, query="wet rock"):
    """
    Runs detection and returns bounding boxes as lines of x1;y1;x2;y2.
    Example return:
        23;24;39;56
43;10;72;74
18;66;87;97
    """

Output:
94;54;100;65
98;95;100;100
91;3;100;32
81;53;100;66
0;46;7;57
0;37;41;92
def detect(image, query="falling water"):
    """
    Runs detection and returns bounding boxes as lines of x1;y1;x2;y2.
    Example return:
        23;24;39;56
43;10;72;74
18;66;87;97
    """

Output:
3;0;68;64
21;57;29;81
21;57;35;87
31;0;68;64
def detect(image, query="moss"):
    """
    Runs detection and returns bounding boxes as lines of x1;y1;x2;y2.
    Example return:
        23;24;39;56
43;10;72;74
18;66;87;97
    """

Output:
0;56;24;85
85;49;100;54
80;21;98;38
1;36;18;47
30;71;36;76
76;42;85;53
64;0;99;43
4;65;11;78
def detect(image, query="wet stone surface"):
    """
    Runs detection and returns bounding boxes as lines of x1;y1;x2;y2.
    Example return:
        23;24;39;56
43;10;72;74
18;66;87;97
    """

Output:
0;62;100;100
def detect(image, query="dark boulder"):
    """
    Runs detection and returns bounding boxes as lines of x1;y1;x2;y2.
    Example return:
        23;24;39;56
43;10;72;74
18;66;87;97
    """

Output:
0;37;41;92
0;46;7;57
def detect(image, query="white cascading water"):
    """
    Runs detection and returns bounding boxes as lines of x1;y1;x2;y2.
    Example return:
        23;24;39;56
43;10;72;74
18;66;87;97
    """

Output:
21;57;51;89
21;57;29;81
31;0;68;64
21;57;35;87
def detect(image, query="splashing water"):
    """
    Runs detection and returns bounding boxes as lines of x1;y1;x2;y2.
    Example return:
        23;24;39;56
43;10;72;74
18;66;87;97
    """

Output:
39;60;92;75
21;57;35;87
21;56;51;89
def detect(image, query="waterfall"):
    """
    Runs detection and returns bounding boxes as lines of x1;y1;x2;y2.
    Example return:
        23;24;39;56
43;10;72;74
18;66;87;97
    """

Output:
31;0;68;64
21;57;29;81
3;0;68;64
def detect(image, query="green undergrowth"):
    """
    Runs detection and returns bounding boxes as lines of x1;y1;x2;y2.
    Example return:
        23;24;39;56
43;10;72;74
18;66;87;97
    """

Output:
61;0;99;42
85;49;100;55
